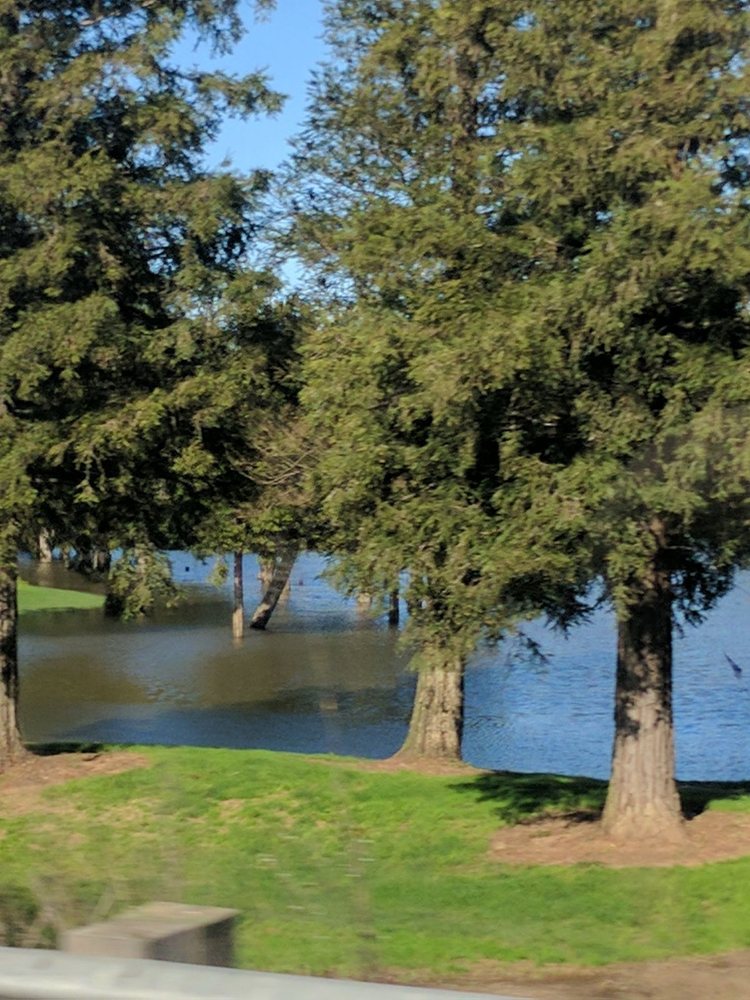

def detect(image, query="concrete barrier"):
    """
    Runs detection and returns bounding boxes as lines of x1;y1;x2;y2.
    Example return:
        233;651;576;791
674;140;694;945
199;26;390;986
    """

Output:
0;947;532;1000
61;902;239;966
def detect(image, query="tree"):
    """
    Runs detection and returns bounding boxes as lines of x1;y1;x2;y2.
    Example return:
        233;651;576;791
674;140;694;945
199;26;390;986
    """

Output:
291;0;573;760
190;332;319;638
489;0;750;840
0;0;283;763
293;0;750;839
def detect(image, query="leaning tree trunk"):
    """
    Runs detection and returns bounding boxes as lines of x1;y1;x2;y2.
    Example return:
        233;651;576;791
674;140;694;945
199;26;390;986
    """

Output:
0;555;25;766
258;558;274;589
395;656;465;763
250;546;298;631
601;547;684;842
232;551;244;639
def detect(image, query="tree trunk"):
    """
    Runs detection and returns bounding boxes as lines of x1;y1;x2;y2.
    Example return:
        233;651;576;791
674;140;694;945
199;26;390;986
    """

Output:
395;657;464;762
91;546;111;575
0;556;25;767
73;541;110;577
601;546;684;842
258;558;274;589
37;530;53;563
356;592;373;612
388;589;400;627
250;546;298;631
232;550;244;639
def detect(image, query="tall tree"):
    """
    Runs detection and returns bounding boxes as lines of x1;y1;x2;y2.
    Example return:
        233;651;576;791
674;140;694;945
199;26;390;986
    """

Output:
291;0;575;760
0;0;283;763
294;0;750;840
491;0;750;840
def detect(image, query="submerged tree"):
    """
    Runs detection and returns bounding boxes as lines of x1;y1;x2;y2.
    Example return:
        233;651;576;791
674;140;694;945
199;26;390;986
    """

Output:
0;0;283;764
179;274;307;638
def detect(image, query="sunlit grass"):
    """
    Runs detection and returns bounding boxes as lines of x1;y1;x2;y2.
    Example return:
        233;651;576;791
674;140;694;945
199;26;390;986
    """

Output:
2;746;750;979
17;580;103;614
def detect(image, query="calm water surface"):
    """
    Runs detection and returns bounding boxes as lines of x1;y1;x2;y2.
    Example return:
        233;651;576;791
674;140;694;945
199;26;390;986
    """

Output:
18;553;750;781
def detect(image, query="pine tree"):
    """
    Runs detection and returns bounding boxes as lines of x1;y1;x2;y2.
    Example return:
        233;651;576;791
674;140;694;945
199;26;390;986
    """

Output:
191;333;316;638
293;0;750;839
0;0;283;763
291;0;565;760
491;0;750;839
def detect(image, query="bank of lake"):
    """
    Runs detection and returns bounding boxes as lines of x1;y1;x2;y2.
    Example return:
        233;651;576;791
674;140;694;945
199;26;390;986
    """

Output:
2;744;750;992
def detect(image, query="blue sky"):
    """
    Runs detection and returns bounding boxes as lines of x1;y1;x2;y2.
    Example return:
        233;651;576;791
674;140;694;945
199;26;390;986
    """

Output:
175;0;327;174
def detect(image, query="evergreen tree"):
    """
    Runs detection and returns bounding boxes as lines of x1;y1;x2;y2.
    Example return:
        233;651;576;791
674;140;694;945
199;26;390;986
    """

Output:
491;0;750;839
294;0;750;840
291;0;574;760
190;303;314;637
0;0;283;763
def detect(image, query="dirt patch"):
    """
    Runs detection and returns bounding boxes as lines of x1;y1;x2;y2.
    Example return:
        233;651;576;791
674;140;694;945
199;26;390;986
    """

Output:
407;951;750;998
217;798;245;821
315;754;486;778
490;810;750;868
0;750;151;816
363;757;486;777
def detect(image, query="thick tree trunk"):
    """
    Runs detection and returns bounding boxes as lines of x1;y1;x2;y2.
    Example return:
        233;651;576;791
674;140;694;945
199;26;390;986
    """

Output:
395;657;464;762
601;545;684;842
250;546;298;631
232;551;244;639
37;530;53;563
0;557;25;767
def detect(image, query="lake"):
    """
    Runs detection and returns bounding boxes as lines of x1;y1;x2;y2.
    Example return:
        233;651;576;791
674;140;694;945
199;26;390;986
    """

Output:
18;552;750;781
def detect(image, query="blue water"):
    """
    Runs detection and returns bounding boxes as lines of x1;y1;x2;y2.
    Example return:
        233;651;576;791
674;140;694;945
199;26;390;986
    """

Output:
18;553;750;781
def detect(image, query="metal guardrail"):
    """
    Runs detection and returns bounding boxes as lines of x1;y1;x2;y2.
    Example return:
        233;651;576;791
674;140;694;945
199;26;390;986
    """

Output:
0;948;531;1000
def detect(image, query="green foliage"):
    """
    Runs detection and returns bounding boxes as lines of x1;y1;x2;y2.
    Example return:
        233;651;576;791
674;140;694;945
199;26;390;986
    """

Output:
293;0;750;667
0;883;41;948
5;747;750;973
0;0;296;572
292;1;589;665
490;0;750;616
104;548;180;618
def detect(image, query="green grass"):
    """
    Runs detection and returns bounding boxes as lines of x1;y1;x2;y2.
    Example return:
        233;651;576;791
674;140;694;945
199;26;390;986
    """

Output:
3;746;750;980
18;580;104;614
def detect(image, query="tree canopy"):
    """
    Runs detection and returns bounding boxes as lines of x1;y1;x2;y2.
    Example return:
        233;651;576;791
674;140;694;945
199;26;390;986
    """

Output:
0;0;290;756
292;0;750;831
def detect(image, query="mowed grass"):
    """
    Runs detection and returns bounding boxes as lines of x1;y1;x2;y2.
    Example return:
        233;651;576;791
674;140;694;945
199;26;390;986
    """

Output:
3;747;750;980
18;580;103;614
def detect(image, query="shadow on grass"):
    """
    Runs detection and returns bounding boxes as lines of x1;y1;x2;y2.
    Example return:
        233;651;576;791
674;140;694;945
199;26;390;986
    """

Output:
450;772;607;825
678;781;750;819
451;772;750;824
24;741;107;757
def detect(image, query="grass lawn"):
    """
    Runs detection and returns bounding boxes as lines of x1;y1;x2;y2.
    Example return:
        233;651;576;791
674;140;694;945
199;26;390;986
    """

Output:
17;580;104;614
2;747;750;981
